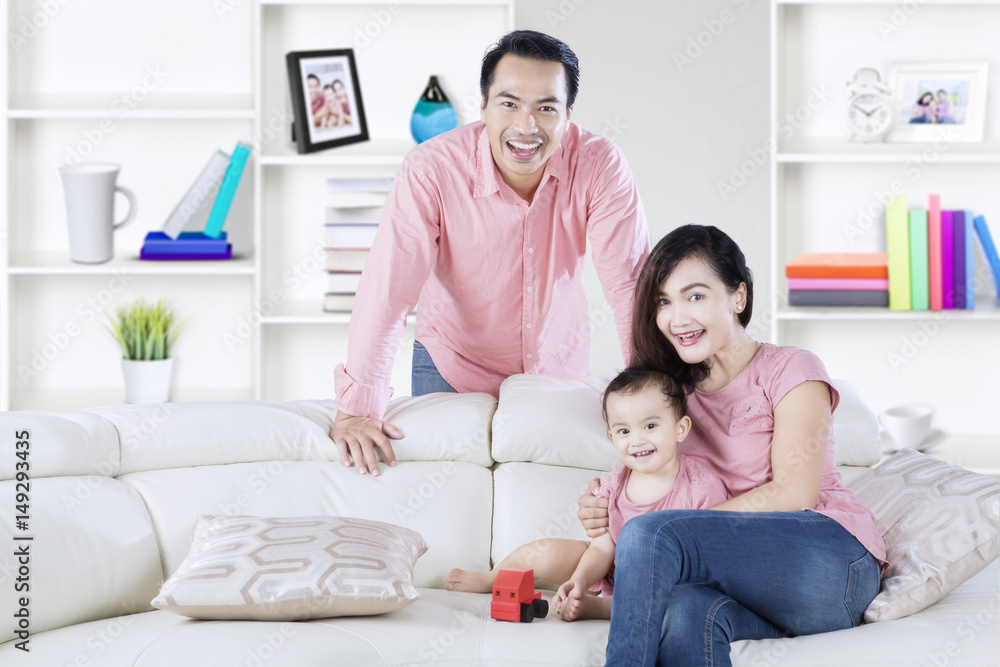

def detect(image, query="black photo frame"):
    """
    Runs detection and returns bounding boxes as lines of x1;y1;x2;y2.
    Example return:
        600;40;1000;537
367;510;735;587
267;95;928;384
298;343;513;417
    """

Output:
286;49;369;154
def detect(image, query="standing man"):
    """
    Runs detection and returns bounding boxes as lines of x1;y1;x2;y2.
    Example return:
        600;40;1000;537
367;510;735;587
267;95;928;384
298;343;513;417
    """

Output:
332;30;649;475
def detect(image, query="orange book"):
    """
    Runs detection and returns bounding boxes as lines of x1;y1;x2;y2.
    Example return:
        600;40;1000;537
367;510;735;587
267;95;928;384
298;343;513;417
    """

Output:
785;253;889;279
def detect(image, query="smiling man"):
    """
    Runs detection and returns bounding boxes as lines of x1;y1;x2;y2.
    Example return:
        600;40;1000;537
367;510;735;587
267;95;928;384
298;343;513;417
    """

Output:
331;30;650;475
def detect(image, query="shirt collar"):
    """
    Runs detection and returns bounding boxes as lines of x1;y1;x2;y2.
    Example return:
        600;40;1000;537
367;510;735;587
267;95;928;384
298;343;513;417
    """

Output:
474;123;570;200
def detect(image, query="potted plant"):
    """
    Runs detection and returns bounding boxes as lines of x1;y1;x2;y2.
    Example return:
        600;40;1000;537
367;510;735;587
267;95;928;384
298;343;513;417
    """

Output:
105;298;187;404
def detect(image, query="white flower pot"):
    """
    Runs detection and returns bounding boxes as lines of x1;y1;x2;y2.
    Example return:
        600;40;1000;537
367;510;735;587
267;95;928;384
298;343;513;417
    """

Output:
122;358;174;404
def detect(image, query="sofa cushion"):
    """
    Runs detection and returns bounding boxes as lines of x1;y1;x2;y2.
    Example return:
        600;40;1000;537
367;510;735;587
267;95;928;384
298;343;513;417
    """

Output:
152;515;428;620
849;448;1000;622
0;476;163;643
492;374;882;470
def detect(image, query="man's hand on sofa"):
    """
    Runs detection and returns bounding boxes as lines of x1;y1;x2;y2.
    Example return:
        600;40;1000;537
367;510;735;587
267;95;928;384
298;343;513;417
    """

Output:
577;478;610;538
330;410;403;476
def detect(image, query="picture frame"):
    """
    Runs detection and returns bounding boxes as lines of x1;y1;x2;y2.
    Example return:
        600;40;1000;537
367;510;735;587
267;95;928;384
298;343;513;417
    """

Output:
286;49;369;154
886;62;989;143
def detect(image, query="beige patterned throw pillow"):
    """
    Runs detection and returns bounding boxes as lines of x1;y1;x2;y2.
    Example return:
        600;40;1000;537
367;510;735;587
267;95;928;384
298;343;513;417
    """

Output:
152;515;429;620
849;448;1000;623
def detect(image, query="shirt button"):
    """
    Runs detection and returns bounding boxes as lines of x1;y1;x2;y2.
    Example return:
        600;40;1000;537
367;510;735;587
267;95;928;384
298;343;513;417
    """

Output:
527;286;533;293
526;353;533;359
527;248;534;254
526;323;532;329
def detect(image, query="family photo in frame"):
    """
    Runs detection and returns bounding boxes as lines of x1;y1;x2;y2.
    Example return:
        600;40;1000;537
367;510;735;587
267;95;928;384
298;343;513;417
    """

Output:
888;62;989;143
286;48;369;154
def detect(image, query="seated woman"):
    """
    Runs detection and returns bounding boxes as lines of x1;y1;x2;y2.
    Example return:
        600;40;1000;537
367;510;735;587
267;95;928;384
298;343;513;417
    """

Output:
577;224;886;666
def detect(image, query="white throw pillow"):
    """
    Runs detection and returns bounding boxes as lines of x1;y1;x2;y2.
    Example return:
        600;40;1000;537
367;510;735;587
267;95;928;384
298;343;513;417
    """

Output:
152;515;428;620
849;448;1000;622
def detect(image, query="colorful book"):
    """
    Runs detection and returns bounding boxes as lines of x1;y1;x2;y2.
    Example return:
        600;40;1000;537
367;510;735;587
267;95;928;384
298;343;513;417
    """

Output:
953;211;966;308
886;197;911;311
325;249;370;272
788;290;889;307
140;247;232;261
785;253;888;279
965;211;975;310
928;195;943;310
323;293;357;313
973;215;1000;297
142;231;229;253
326;272;363;293
786;278;888;290
327;177;393;193
908;210;929;311
204;141;251;239
162;150;230;239
941;211;954;309
325;207;383;225
327;192;387;209
324;223;379;249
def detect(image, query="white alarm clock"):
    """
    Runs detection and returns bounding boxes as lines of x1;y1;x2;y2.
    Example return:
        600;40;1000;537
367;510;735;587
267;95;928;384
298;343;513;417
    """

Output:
845;68;893;143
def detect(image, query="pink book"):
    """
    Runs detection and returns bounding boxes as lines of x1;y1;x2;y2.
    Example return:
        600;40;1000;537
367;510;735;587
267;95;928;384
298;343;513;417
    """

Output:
941;210;954;309
787;278;889;290
928;195;943;310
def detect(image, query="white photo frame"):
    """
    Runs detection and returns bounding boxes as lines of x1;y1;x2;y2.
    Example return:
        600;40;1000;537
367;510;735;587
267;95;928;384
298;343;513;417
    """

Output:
887;62;988;143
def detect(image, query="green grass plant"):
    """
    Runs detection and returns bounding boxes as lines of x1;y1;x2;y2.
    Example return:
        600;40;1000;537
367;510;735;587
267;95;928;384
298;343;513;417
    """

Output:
105;298;187;361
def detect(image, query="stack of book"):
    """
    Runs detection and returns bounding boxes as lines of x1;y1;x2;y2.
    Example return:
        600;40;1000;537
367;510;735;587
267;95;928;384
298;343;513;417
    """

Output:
141;142;250;260
323;177;392;313
785;253;889;307
885;196;1000;311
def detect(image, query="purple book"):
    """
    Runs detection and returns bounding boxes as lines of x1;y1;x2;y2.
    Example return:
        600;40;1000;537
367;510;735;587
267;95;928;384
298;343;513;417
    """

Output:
140;246;232;261
941;211;954;309
953;211;966;308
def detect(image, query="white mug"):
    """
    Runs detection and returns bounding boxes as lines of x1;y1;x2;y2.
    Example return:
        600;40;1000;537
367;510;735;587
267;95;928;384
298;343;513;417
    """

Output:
59;163;136;264
880;404;933;451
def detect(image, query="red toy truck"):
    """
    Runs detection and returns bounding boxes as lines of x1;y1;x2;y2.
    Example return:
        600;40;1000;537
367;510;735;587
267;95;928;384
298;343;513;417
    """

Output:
490;568;549;622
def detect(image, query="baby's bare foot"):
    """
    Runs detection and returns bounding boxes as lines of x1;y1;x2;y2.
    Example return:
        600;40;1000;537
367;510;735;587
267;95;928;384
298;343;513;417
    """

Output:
559;593;612;622
446;568;494;593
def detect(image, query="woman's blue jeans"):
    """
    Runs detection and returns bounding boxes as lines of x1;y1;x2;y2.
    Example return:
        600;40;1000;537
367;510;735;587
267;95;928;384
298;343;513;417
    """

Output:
605;509;881;667
411;340;457;395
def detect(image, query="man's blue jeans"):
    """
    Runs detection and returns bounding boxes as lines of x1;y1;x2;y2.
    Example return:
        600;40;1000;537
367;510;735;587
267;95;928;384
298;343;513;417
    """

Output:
605;509;881;667
411;340;457;395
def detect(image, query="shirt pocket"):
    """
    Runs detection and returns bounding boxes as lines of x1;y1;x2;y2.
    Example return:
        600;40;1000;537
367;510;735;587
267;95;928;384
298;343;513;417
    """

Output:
728;396;775;437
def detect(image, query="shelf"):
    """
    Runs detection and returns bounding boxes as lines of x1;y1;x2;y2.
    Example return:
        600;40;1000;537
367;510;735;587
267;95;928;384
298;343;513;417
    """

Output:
778;294;1000;320
260;0;508;4
886;433;1000;479
6;93;255;120
777;137;1000;164
262;299;416;324
777;0;1000;4
259;138;414;166
8;251;256;276
9;387;256;412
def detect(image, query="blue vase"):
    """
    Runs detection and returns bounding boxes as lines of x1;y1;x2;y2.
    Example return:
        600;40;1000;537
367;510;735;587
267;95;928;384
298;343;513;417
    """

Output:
411;75;458;144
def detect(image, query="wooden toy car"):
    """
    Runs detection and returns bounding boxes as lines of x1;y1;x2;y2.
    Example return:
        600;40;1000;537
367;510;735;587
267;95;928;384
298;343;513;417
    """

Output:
490;568;549;622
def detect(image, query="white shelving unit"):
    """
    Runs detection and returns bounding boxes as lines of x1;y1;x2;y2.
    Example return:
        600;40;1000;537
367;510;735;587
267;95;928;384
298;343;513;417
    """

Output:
1;0;512;411
770;0;1000;438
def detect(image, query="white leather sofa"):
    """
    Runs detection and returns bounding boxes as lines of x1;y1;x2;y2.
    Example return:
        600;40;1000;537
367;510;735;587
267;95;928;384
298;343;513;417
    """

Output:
0;375;996;666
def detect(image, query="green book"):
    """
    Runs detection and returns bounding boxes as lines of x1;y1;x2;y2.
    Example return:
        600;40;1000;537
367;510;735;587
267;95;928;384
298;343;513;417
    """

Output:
886;197;911;311
908;209;929;310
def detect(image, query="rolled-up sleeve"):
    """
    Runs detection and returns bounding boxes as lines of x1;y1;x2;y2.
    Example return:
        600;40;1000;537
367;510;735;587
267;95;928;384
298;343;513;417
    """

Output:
585;144;650;366
334;162;440;419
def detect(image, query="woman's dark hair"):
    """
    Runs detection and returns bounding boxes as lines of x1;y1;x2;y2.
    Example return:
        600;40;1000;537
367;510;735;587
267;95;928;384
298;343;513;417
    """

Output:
601;367;687;424
480;30;580;108
918;92;933;105
631;224;753;391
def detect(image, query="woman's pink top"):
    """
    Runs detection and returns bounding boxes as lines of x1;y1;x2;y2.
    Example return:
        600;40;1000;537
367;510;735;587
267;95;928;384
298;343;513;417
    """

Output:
681;343;887;568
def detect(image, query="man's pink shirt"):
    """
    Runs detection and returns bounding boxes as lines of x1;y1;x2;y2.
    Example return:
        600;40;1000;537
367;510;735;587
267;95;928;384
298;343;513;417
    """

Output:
335;121;650;418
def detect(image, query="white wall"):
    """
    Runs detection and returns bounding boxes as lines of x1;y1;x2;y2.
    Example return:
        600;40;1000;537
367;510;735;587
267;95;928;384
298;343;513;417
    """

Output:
514;0;771;374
